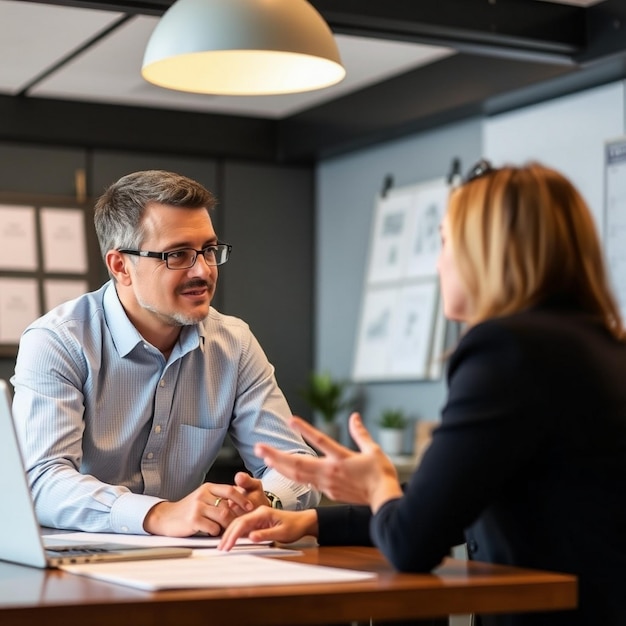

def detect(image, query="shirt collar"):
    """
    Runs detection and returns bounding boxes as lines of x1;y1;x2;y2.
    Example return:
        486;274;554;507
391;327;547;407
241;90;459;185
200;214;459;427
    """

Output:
103;281;205;358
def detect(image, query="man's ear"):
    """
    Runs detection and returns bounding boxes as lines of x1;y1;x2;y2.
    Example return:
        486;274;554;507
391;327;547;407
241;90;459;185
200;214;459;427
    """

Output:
106;250;132;286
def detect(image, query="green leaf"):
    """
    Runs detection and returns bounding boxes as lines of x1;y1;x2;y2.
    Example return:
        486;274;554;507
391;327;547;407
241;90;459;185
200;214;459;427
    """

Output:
297;371;352;423
378;408;408;429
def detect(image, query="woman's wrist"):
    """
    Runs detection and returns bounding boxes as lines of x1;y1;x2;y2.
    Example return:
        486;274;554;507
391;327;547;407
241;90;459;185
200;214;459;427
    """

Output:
370;476;403;514
301;508;320;537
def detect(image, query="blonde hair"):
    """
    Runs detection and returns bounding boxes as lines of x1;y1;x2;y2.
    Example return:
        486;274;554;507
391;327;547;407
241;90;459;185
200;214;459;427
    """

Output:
447;161;625;339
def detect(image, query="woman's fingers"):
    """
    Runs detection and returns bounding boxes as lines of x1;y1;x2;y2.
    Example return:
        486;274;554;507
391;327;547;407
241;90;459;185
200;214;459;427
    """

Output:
255;443;321;485
289;415;352;459
218;508;273;551
347;412;378;453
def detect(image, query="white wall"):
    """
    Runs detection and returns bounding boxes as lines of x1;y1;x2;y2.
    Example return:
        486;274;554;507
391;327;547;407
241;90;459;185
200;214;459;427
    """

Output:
483;81;625;234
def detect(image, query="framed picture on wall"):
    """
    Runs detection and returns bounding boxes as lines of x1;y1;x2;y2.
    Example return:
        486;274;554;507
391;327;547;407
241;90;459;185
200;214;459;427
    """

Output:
0;277;39;343
0;196;98;358
365;186;414;285
40;208;88;274
352;280;441;382
0;205;38;271
43;279;90;312
352;285;399;381
353;177;449;382
404;180;448;279
387;280;439;379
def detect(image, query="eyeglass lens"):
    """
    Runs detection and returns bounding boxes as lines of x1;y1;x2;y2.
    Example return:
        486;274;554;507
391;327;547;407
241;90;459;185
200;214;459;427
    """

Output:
166;246;229;269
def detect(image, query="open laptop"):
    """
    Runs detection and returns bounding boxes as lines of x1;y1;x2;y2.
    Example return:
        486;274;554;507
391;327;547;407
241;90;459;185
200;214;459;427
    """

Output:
0;379;192;568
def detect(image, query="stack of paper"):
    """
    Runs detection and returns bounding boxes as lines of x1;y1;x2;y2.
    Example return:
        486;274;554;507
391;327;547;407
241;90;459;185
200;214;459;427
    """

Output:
60;553;377;591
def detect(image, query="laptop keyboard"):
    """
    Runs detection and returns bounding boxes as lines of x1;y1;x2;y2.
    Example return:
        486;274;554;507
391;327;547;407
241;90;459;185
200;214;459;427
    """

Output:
46;545;118;555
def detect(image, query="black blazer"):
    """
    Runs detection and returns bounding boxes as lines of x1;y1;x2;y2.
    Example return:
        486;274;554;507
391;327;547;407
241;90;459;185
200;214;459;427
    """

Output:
317;303;626;625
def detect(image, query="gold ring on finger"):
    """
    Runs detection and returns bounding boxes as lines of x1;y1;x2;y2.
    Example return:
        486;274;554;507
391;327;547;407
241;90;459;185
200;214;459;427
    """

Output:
214;497;223;507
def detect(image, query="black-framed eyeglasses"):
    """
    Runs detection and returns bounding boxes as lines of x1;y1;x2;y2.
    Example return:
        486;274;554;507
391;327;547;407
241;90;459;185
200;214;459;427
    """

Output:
118;243;232;270
462;158;494;185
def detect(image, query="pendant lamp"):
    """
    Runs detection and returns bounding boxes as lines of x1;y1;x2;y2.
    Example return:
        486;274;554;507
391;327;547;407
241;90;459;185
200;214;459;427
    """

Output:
142;0;346;96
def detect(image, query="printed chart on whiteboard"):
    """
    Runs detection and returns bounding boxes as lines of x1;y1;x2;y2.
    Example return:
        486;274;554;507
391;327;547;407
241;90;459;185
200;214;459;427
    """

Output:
352;178;449;382
604;136;626;321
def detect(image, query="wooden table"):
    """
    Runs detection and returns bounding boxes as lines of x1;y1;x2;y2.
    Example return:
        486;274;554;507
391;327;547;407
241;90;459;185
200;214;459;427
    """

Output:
0;546;577;625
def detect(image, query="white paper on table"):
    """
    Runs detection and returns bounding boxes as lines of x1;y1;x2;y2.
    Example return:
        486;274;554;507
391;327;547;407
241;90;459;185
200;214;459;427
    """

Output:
42;531;264;549
60;553;377;591
43;531;301;558
192;546;303;557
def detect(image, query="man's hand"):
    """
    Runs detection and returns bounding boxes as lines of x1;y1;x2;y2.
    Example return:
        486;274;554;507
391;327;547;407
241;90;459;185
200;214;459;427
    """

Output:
228;472;272;515
143;481;255;537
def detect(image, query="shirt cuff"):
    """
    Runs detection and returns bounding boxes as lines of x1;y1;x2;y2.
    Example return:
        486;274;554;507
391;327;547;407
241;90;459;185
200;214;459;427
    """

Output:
109;491;166;534
261;469;321;510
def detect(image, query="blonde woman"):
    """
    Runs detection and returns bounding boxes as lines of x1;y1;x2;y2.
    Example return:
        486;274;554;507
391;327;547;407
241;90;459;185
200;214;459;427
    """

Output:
220;162;626;626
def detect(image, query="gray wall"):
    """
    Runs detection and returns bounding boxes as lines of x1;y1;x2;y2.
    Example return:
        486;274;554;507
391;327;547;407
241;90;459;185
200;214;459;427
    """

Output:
0;144;314;414
315;117;483;447
220;161;314;418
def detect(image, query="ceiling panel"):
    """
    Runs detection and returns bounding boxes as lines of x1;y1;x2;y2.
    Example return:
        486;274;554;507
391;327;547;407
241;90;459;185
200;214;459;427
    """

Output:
0;0;124;94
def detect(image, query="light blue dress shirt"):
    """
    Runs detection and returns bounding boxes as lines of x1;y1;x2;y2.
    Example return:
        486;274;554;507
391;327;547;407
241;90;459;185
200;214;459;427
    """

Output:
11;281;319;534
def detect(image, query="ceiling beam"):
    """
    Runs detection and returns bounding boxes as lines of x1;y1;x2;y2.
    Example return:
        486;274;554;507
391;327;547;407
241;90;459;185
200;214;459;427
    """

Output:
22;0;587;62
0;95;278;161
276;52;577;162
579;0;626;64
312;0;585;63
19;1;626;68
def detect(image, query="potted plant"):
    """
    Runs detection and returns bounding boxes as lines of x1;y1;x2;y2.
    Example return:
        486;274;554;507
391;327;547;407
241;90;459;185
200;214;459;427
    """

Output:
377;408;408;456
298;371;352;439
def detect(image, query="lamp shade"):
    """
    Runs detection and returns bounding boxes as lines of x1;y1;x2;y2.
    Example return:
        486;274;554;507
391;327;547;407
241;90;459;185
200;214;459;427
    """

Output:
142;0;346;95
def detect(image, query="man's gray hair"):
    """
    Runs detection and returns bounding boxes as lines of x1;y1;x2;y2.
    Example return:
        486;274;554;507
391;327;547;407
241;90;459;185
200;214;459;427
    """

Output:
94;170;216;262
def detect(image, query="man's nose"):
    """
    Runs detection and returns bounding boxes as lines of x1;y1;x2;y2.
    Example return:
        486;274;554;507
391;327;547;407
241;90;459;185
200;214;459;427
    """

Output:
189;252;216;276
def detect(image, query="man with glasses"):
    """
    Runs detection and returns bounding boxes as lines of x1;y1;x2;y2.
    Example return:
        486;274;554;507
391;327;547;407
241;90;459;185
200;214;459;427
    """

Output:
11;170;320;537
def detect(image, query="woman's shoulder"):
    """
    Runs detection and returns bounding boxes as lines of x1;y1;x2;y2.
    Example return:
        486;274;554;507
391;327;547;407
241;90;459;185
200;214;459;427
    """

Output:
456;308;545;348
445;308;586;412
454;304;620;373
465;304;603;341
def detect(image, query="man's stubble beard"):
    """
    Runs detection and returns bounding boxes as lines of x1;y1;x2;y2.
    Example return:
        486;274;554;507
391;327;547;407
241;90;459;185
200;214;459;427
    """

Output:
137;281;213;327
